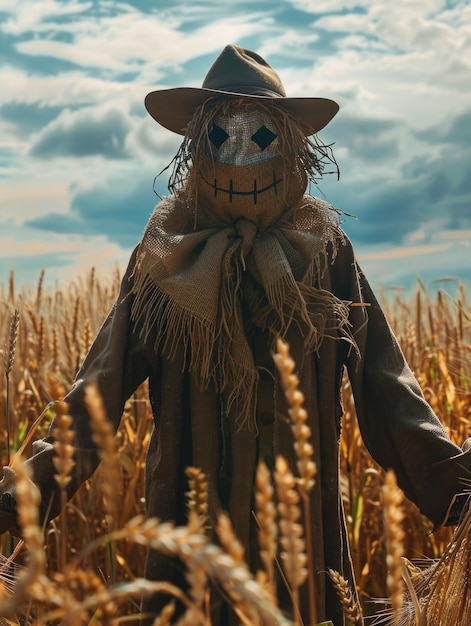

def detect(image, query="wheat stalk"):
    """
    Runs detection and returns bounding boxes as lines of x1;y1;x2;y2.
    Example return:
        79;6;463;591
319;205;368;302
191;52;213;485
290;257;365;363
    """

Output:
33;575;197;625
106;516;290;625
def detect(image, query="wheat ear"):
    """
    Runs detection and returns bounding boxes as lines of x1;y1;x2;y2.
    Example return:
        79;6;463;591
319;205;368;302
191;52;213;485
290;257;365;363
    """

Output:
382;470;405;625
4;307;20;465
274;455;307;624
183;469;211;624
52;401;76;571
272;338;316;494
185;466;209;530
84;381;120;529
1;456;44;617
255;460;278;600
273;337;318;624
327;568;362;624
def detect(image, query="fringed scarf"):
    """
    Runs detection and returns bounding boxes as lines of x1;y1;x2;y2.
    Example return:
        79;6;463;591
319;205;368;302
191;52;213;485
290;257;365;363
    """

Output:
130;193;352;428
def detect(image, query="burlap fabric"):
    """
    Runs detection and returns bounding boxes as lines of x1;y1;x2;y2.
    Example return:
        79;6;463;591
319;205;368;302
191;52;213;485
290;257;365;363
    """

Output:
130;192;352;426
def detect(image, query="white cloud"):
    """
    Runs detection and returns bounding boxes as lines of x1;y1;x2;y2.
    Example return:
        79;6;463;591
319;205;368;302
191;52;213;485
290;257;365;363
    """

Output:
0;0;91;34
282;38;471;138
315;2;465;56
13;13;183;74
0;66;144;108
290;0;454;15
5;2;272;82
277;0;471;131
29;105;133;158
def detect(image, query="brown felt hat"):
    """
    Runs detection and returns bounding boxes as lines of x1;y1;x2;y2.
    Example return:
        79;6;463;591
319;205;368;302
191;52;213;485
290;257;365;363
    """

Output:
145;44;339;136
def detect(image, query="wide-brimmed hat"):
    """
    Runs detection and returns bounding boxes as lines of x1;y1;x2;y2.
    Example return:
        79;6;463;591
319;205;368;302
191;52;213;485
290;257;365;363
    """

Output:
145;45;339;136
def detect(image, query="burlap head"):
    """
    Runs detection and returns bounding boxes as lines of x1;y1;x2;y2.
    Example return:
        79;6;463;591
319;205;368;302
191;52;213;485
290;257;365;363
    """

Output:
167;98;336;224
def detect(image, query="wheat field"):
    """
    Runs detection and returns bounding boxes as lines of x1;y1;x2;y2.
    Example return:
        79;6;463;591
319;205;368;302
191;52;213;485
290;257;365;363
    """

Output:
0;269;470;625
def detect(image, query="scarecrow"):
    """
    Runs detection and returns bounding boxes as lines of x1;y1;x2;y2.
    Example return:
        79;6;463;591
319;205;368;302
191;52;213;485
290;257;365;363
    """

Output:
1;45;471;625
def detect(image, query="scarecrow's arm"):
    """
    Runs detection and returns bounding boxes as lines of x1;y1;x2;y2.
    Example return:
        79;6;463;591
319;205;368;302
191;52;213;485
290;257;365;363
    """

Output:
335;238;471;528
0;246;157;530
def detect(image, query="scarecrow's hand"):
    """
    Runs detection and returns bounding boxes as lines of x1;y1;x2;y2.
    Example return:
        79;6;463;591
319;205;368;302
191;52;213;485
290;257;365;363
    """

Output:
0;466;22;537
440;437;471;528
442;492;471;528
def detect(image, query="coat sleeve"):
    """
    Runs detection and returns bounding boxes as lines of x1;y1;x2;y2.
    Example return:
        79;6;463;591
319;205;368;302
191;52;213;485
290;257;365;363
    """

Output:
1;245;157;526
334;237;471;527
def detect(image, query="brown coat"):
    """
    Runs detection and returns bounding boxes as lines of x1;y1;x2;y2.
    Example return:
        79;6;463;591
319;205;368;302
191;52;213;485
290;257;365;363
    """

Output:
14;219;471;626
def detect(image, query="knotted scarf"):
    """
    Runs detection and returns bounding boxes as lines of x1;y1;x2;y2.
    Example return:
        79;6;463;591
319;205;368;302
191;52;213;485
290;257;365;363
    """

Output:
130;194;352;426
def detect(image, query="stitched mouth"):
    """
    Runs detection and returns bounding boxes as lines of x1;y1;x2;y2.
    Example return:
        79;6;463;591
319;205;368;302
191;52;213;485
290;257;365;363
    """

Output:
202;171;283;204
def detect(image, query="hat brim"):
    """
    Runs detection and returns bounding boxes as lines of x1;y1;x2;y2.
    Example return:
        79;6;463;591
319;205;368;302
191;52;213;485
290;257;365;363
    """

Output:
145;87;339;136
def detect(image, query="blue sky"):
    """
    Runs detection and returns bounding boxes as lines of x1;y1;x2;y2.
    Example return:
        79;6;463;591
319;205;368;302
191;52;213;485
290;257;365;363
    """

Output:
1;0;470;294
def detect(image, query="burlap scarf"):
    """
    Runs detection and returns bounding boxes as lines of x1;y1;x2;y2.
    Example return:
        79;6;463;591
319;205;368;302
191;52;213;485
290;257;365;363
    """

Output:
130;194;351;426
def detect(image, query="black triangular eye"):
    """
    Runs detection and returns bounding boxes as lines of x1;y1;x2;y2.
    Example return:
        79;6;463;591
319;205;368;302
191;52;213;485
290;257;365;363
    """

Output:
251;125;277;150
209;124;229;149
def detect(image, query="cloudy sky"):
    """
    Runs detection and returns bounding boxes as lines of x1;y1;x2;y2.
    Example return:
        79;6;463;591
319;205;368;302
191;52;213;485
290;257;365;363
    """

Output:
1;0;470;294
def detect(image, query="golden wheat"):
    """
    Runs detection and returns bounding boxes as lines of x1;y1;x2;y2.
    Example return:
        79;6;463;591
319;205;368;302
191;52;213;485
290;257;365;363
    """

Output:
0;270;469;625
